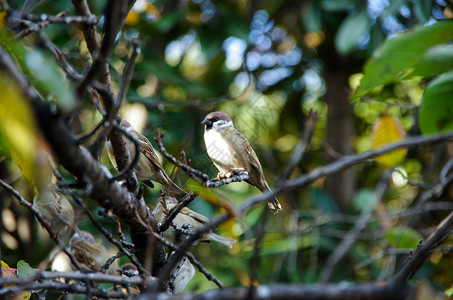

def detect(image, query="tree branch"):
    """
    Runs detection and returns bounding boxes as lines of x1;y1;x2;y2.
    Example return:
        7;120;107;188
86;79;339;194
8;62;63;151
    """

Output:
0;46;167;274
393;211;453;282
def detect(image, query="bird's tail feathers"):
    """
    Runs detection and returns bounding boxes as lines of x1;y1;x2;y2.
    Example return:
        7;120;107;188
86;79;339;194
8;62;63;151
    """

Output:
261;181;282;214
267;197;282;214
206;233;236;248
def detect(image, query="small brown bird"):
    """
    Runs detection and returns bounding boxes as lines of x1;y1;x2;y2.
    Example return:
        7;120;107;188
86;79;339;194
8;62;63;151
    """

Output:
119;263;139;277
33;185;76;235
152;196;236;248
201;111;282;213
106;120;185;195
69;231;118;273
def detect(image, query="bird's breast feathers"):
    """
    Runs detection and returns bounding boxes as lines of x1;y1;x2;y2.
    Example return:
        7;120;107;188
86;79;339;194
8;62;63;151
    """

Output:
204;128;237;172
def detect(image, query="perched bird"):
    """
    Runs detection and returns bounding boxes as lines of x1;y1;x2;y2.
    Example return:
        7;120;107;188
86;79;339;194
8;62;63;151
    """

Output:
201;111;282;213
169;256;195;294
106;120;185;195
119;263;139;277
33;185;76;235
152;196;236;248
69;231;118;273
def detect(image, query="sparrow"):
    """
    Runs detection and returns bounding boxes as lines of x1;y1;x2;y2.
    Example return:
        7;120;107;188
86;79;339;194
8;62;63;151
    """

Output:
33;184;76;235
201;111;282;213
69;230;118;273
152;196;236;248
106;119;185;195
119;263;139;277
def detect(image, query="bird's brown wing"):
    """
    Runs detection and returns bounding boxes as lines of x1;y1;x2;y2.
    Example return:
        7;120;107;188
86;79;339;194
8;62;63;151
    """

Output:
137;134;165;170
180;207;210;225
232;130;265;177
138;133;186;194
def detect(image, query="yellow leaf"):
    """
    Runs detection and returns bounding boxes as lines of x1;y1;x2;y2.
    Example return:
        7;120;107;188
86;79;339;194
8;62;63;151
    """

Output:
371;115;407;168
0;74;52;190
126;11;140;26
1;260;10;268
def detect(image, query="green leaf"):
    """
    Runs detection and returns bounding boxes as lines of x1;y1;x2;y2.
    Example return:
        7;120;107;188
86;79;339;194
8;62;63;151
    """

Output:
335;10;369;55
353;21;453;99
352;189;377;212
17;260;36;278
419;71;453;134
410;44;453;78
385;227;421;249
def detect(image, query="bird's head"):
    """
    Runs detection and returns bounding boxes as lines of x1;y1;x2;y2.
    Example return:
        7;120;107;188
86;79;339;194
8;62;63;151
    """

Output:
201;111;234;130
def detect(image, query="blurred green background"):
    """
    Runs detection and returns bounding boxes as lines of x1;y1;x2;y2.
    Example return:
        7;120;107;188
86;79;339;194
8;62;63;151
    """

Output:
1;0;453;297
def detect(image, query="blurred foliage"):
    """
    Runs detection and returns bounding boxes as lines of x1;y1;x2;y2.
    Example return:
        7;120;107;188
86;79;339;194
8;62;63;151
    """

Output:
1;0;453;297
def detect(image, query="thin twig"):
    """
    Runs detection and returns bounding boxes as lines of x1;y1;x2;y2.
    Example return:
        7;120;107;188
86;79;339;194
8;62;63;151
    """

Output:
0;270;149;286
0;281;128;299
100;252;124;273
158;192;196;233
76;115;108;144
25;13;98;24
393;211;453;282
15;10;68;38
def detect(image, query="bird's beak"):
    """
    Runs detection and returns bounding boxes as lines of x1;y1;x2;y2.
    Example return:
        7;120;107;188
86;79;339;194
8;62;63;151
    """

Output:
201;119;211;127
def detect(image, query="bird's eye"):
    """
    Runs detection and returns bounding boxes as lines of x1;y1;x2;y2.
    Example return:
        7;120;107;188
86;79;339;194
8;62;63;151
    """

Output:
212;118;218;122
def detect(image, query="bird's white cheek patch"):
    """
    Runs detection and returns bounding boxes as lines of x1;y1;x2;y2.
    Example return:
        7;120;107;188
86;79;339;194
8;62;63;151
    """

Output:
204;130;233;168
